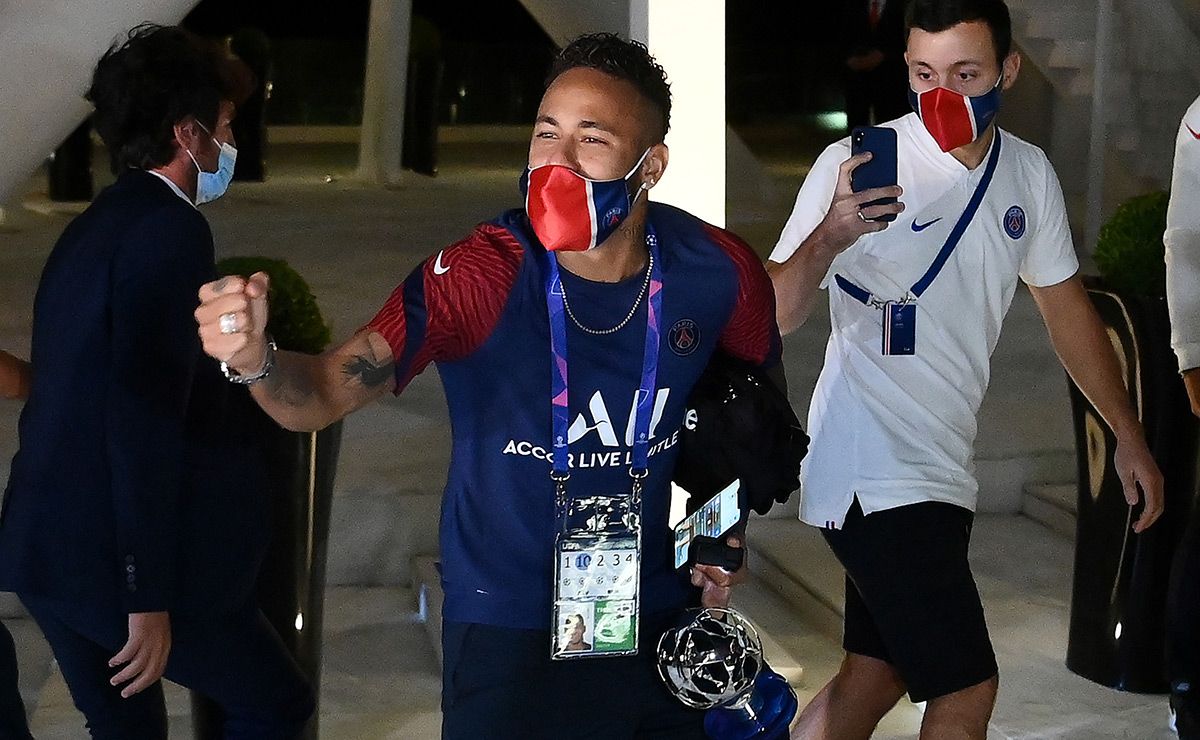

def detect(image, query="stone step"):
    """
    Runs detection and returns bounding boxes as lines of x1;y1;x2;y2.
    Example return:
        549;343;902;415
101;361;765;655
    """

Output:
0;592;26;619
1021;482;1078;540
1048;39;1093;70
1024;10;1095;42
326;488;441;587
747;518;844;642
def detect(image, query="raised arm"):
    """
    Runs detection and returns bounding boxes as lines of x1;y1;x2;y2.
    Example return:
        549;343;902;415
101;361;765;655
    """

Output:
1029;275;1164;533
0;350;31;400
767;152;903;334
195;273;396;432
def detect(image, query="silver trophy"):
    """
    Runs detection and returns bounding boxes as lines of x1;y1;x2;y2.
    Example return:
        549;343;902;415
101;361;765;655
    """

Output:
657;608;797;739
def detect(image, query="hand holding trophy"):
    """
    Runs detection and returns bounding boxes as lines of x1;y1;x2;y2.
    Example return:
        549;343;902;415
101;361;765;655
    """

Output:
656;608;797;739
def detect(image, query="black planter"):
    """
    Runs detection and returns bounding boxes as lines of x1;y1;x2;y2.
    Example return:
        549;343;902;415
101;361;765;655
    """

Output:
191;403;342;739
230;29;272;183
1065;281;1200;693
401;54;443;177
48;120;93;202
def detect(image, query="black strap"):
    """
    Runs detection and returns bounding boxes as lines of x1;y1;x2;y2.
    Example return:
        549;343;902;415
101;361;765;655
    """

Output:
836;131;1003;306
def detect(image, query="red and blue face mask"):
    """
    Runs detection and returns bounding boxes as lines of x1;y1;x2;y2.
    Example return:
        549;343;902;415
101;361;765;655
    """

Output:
519;148;651;252
908;76;1003;153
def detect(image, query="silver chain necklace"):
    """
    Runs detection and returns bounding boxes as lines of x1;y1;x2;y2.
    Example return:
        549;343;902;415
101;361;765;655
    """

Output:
560;245;655;336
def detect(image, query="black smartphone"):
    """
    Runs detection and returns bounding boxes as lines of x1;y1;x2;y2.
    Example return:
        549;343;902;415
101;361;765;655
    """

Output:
850;126;898;222
689;535;745;572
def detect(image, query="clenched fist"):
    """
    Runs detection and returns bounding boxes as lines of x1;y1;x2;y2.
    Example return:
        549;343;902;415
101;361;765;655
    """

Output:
196;272;271;375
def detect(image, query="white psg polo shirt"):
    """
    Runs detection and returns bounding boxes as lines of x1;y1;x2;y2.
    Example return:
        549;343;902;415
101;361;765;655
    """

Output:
1166;95;1200;373
770;113;1079;528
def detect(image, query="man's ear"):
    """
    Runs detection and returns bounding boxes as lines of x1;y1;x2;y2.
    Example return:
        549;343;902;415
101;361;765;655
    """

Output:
1001;51;1021;91
641;142;669;190
173;117;201;155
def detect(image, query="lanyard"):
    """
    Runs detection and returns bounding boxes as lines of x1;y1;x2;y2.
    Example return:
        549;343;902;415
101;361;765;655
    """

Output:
546;226;664;487
835;130;1003;309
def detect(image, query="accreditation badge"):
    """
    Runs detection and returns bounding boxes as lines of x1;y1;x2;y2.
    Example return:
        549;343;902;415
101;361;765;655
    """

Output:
551;493;641;660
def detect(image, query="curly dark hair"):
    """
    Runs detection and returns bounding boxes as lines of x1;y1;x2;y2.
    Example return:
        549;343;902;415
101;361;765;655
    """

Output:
87;24;249;173
906;0;1012;65
547;33;672;142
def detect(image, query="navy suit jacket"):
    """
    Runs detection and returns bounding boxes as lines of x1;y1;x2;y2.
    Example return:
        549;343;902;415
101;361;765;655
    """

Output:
0;170;269;618
843;0;909;64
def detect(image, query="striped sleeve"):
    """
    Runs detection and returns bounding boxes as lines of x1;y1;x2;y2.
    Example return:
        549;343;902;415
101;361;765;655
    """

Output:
365;225;524;394
704;224;783;368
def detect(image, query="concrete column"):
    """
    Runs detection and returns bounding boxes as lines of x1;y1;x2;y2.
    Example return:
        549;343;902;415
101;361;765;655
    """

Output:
1085;0;1115;252
629;0;727;227
357;0;412;186
0;0;200;211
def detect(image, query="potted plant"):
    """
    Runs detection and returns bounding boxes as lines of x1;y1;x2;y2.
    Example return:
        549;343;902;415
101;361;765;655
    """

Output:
192;257;340;740
1065;191;1200;693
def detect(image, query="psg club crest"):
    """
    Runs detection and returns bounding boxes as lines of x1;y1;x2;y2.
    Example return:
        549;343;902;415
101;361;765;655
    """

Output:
1003;205;1026;240
669;319;701;357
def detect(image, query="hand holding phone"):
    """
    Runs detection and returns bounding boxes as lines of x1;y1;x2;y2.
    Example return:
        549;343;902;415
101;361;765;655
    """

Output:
850;126;899;223
689;535;745;572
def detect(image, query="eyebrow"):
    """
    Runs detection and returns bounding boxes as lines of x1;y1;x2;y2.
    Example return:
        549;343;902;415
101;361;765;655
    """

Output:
534;115;615;134
913;59;984;68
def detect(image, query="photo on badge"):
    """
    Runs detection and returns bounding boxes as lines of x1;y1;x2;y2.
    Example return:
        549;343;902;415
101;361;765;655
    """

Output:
557;602;596;654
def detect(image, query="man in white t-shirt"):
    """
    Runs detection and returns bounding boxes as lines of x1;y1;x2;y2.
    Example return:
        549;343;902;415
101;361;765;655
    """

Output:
769;1;1164;738
1165;93;1200;740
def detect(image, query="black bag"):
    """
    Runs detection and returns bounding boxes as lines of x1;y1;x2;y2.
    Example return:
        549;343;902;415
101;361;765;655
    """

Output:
673;354;809;517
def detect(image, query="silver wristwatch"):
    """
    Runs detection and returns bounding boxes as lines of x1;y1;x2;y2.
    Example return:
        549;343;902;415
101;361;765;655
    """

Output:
220;337;277;385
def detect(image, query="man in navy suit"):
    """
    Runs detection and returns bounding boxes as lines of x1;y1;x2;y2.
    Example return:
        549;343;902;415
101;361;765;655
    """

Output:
842;0;911;129
0;26;312;739
1;349;33;739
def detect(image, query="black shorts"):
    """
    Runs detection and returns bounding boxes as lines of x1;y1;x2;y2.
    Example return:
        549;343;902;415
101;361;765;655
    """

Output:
822;499;998;703
440;611;705;740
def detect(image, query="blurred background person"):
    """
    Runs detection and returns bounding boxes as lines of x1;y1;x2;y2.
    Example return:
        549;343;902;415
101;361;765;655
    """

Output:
843;0;911;129
1165;92;1200;740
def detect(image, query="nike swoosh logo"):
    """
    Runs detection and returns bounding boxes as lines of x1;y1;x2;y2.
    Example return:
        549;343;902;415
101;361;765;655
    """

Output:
1188;123;1200;140
911;217;943;232
433;250;450;275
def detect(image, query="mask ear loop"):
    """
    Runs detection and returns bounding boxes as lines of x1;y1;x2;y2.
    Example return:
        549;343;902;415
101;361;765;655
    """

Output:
623;147;654;181
182;119;219;174
626;147;656;207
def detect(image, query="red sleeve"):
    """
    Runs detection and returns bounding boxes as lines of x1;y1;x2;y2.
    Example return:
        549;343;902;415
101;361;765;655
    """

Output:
365;224;524;393
704;224;783;368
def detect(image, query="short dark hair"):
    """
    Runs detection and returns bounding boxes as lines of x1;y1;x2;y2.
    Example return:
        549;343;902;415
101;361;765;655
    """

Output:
87;24;246;173
547;33;672;142
905;0;1013;65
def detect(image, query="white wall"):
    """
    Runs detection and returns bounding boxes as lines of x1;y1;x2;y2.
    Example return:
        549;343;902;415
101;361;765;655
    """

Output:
630;0;726;227
0;0;201;209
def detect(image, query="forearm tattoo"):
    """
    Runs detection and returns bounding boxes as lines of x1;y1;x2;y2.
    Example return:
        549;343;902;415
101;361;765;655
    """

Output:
261;359;316;408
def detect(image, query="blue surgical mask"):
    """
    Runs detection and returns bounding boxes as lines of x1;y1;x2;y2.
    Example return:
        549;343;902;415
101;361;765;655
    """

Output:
186;122;237;205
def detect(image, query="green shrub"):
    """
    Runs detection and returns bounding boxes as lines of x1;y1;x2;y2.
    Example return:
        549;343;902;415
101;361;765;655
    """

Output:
1094;190;1170;297
216;257;332;355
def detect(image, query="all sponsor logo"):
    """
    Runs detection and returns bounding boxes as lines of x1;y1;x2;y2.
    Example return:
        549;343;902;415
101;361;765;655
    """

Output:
502;388;681;468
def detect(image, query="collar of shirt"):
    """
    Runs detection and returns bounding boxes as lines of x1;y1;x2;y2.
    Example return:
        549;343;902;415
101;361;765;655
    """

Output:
902;113;997;181
145;169;196;209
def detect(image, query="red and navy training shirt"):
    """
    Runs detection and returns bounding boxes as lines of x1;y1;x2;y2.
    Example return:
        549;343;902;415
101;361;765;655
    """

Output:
366;203;781;629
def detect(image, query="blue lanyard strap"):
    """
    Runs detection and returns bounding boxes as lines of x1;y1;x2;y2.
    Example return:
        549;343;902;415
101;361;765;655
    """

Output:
836;130;1003;307
546;226;664;481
